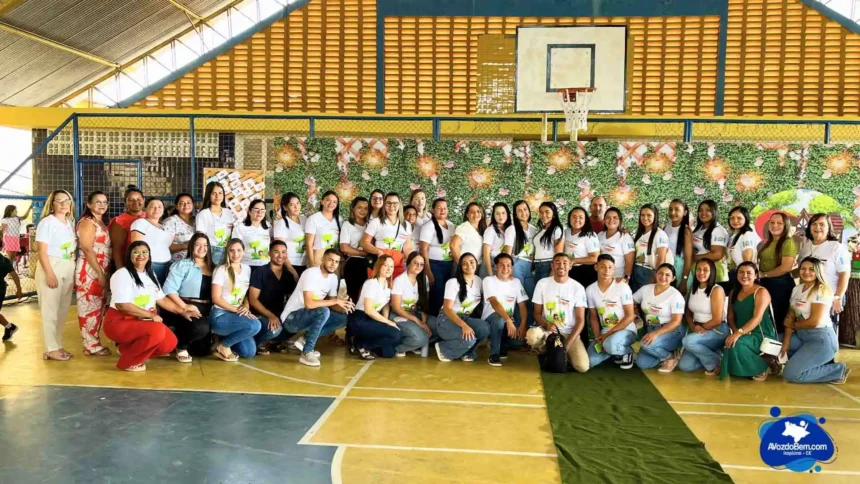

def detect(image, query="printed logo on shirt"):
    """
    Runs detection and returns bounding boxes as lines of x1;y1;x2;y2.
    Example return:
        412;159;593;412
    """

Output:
321;231;338;250
133;294;152;310
596;305;620;328
543;299;567;327
384;233;408;251
292;234;306;253
248;240;269;260
229;285;248;306
566;241;578;252
60;241;76;260
441;242;452;261
601;243;617;253
402;297;417;311
214;228;229;247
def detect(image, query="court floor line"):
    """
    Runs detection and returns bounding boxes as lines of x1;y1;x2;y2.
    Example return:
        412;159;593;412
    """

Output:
827;384;860;406
302;441;557;458
722;464;860;476
345;395;546;408
677;410;860;422
668;401;860;411
236;361;347;388
331;446;345;484
352;385;543;398
40;383;326;399
298;361;374;445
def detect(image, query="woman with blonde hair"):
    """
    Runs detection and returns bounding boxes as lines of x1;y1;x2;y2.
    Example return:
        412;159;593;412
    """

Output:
349;255;402;359
209;238;260;361
36;189;78;360
757;212;798;334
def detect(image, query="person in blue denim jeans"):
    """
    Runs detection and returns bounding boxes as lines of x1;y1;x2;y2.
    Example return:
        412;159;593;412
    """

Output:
419;198;455;317
633;263;687;372
502;200;537;326
780;257;850;385
249;241;298;354
679;259;728;375
480;253;528;367
435;253;489;362
586;255;637;370
279;249;354;367
390;252;437;357
209;239;260;362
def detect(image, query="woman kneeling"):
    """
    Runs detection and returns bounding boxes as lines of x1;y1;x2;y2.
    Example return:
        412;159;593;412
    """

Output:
679;259;727;375
722;262;777;381
633;263;686;372
435;253;489;362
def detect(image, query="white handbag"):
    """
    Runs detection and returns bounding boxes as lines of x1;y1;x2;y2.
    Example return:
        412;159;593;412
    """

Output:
758;302;783;358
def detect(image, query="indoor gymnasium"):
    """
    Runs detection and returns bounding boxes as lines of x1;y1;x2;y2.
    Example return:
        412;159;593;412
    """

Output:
2;0;860;483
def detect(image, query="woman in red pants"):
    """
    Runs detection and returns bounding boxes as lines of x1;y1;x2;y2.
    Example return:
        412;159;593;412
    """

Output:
104;241;195;371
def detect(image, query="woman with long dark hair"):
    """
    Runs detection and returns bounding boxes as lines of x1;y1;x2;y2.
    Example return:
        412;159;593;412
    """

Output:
1;203;31;263
340;197;370;303
109;185;144;270
797;213;851;329
630;203;672;294
163;233;214;363
678;259;727;374
419;198;455;316
305;191;341;267
722;261;777;381
664;200;693;293
482;202;511;278
564;207;599;290
196;181;234;265
272;191;305;281
598;207;635;284
435;253;489;362
163;193;196;264
532;202;564;282
633;263;686;372
209;239;261;361
103;241;191;371
75;191;112;356
691;200;728;287
451;202;488;272
130;198;174;285
369;189;385;220
502;200;537;312
725;206;760;290
349;255;402;359
391;252;436;357
231;199;271;274
757;212;797;334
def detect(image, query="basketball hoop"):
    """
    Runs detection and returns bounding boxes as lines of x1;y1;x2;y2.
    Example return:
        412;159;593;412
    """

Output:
558;87;596;142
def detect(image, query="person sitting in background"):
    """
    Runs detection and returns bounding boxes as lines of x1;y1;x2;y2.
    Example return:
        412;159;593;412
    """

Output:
163;233;214;363
722;262;777;382
586;255;636;370
481;253;528;367
209;239;260;362
0;237;24;342
280;249;353;367
231;199;271;275
249;241;298;354
103;242;192;371
781;257;850;384
633;263;686;372
390;252;436;357
531;253;589;373
679;259;727;375
130;198;174;285
435;253;488;362
109;185;144;271
349;255;402;359
162;193;196;264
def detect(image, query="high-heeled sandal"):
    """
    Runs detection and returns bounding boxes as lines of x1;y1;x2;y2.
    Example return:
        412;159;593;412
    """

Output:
213;345;239;362
357;348;375;360
43;351;71;361
751;371;768;382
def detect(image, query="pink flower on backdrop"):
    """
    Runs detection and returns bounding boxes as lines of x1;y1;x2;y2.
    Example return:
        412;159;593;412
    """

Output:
578;179;590;189
722;192;734;203
482;154;492;164
624;213;635;219
410;183;421;190
498;188;510;196
436;189;447;197
361;171;371;180
304;177;315;186
694;187;705;195
556;199;567;206
444;161;455;168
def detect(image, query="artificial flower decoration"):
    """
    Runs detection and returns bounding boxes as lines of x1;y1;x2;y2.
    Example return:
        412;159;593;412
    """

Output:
735;172;762;192
334;181;358;202
826;151;854;175
548;146;576;171
704;158;728;182
416;155;440;178
609;185;634;207
275;142;301;168
468;167;493;189
359;148;387;168
643;152;672;173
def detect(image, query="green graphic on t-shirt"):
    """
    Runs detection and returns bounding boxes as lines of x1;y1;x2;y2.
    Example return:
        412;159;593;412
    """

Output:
133;294;151;309
441;242;451;261
521;242;533;258
322;233;335;249
458;299;475;316
402;297;417;311
230;287;244;305
646;315;661;326
60;242;75;260
293;234;306;253
214;228;228;247
248;240;268;260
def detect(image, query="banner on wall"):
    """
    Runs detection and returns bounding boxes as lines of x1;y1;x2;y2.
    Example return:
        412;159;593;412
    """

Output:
203;168;265;223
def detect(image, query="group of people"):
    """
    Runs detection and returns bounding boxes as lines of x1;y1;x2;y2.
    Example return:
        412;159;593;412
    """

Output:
27;184;851;384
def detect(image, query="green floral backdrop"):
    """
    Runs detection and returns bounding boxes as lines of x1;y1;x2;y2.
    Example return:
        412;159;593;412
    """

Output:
272;138;860;234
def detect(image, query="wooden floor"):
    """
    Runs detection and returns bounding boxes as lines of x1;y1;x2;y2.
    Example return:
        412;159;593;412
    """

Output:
1;302;858;483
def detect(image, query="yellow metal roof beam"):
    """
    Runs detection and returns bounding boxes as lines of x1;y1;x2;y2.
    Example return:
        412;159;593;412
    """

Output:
0;20;120;68
167;0;203;21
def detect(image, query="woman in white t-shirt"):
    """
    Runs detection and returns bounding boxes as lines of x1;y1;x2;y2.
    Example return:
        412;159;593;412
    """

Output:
633;263;686;372
420;198;455;315
130;198;174;285
691;200;729;286
796;213;851;328
598;207;635;284
208;239;260;362
362;192;412;280
369;189;385;220
725;206;760;290
586;254;637;369
349;255;402;359
391;252;436;357
103;241;192;371
565;206;600;290
781;257;849;384
1;203;31;261
162;193;196;264
36;190;78;361
482;202;511;278
664;199;693;293
631;203;673;294
231;199;271;272
340;197;370;303
532;202;564;283
451;202;487;271
679;259;728;375
409;188;432;234
435;253;489;362
196;181;234;265
404;205;420;248
503;200;537;309
305;190;341;268
272;191;306;280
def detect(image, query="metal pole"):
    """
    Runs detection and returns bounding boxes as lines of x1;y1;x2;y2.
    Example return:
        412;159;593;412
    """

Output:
541;114;548;142
189;116;197;198
309;117;315;138
432;118;441;141
72;115;82;215
683;120;694;143
824;122;831;144
551;120;558;142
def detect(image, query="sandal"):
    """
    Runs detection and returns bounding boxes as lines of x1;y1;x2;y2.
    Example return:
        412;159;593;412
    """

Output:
84;347;112;357
58;349;74;359
751;371;769;382
213;345;239;362
43;350;71;361
175;350;193;363
704;364;720;376
357;348;375;360
124;364;146;372
256;345;270;356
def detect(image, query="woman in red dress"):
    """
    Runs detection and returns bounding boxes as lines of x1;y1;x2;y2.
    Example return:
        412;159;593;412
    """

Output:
76;191;113;356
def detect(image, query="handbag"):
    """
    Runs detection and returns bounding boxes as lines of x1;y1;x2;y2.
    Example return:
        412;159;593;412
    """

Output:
757;299;785;374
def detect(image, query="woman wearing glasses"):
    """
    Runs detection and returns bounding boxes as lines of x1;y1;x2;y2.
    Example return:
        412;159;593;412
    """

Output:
231;199;271;275
75;191;113;356
36;190;78;361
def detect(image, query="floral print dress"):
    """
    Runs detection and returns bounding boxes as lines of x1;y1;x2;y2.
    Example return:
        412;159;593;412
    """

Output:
75;218;112;354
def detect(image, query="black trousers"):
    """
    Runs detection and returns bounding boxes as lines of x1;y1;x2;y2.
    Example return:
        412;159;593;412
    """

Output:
164;301;211;355
343;256;368;304
758;274;795;335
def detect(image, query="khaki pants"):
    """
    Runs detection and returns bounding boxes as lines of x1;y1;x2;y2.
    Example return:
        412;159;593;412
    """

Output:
36;256;76;352
527;327;590;373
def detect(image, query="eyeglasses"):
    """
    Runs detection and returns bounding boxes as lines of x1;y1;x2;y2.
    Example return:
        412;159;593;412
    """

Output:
250;208;266;213
131;250;150;257
54;199;73;205
371;196;384;201
93;201;109;206
384;201;399;206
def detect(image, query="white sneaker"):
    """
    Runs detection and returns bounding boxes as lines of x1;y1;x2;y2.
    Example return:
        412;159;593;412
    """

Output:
299;352;320;367
435;342;451;362
395;351;406;358
462;354;475;362
292;335;306;352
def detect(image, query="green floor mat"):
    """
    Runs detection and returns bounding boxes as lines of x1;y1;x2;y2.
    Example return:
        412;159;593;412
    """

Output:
542;365;732;484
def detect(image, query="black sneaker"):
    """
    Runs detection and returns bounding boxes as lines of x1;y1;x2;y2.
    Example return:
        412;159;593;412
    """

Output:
500;348;508;360
620;353;634;370
488;354;502;367
613;355;624;365
2;323;17;342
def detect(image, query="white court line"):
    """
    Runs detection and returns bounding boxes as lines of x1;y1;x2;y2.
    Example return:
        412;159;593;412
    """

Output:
330;446;345;484
298;361;374;445
669;401;860;412
236;361;347;388
827;384;860;406
352;385;543;398
722;464;860;476
345;395;545;408
302;441;556;458
677;410;860;422
41;383;324;399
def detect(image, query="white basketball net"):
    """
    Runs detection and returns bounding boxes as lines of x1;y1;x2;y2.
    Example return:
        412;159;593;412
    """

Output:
558;88;596;134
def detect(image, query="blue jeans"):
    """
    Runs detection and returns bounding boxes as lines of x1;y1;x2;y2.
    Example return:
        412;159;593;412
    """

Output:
436;312;490;360
587;330;637;367
629;265;653;295
485;312;523;357
209;307;262;358
152;261;170;286
534;260;551;283
679;322;728;372
211;246;225;265
349;310;402;357
429;260;453;317
784;327;846;383
394;312;436;353
636;324;686;369
282;307;347;353
513;257;535;326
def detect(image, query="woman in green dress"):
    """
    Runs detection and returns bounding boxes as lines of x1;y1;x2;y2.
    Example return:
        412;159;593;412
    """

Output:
722;261;777;381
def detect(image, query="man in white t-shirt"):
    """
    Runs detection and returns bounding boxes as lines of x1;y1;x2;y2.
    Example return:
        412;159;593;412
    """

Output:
531;253;589;372
481;253;528;366
586;255;637;369
280;249;354;366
